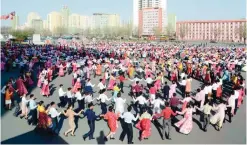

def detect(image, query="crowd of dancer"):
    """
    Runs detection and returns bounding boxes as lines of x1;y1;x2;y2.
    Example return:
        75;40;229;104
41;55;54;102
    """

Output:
1;42;246;144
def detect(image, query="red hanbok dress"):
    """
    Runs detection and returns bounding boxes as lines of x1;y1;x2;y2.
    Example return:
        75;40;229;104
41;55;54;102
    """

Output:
16;78;28;96
136;118;152;140
104;112;119;133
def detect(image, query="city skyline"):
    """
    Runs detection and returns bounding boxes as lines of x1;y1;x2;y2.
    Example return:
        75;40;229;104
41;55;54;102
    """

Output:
1;0;246;26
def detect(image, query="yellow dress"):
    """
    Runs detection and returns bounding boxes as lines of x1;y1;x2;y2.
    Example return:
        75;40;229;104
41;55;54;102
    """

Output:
129;67;134;77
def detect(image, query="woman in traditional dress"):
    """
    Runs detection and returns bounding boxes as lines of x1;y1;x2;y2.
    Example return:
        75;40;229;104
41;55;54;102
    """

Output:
41;77;50;97
63;104;83;136
181;94;192;112
58;63;65;77
72;78;81;93
107;74;116;90
204;69;211;84
154;73;162;90
96;63;102;76
169;81;177;99
37;72;43;88
37;101;49;129
25;71;34;91
187;62;192;75
20;95;29;119
16;76;28;97
210;103;227;131
216;80;223;101
237;86;244;108
72;61;77;73
185;76;192;96
136;108;152;141
101;106;120;140
170;68;178;82
175;102;196;135
128;65;135;78
195;66;201;80
47;67;53;82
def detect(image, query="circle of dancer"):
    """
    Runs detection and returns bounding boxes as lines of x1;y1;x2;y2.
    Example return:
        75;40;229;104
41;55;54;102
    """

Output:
1;42;246;144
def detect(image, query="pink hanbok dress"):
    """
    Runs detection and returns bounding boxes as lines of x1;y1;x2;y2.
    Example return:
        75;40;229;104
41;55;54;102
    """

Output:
237;89;244;108
107;76;116;90
154;78;161;90
169;84;177;98
41;80;50;96
175;108;194;135
58;65;65;77
72;78;81;93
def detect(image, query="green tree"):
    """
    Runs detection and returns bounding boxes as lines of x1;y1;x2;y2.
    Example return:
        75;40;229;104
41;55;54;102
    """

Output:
41;29;52;37
54;27;67;36
152;27;161;38
10;28;35;41
179;24;188;40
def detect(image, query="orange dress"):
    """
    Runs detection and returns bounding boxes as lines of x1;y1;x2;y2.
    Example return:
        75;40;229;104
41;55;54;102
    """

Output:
96;64;102;75
104;112;119;133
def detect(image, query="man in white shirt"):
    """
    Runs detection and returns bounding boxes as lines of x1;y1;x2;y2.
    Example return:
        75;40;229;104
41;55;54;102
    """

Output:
114;93;126;115
58;84;66;108
212;81;218;103
75;88;85;110
27;94;37;125
66;88;74;107
84;93;95;107
97;90;111;114
97;79;106;94
120;106;139;144
179;77;186;97
145;75;153;89
132;92;148;113
48;102;61;134
86;79;95;88
151;96;164;114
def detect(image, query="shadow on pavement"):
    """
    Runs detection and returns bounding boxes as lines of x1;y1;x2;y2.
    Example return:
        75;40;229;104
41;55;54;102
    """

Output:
96;130;105;144
1;127;69;144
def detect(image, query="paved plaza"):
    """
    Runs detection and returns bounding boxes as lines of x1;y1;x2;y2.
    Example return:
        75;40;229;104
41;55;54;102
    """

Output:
1;68;246;144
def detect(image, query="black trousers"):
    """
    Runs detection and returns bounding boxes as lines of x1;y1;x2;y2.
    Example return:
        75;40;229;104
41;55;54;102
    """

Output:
203;114;210;130
234;99;238;114
180;85;185;97
28;109;37;125
147;83;152;89
78;99;85;110
119;122;133;144
212;90;217;103
83;120;95;139
120;82;124;93
164;93;169;100
59;96;66;107
224;107;232;123
51;117;58;133
100;102;107;114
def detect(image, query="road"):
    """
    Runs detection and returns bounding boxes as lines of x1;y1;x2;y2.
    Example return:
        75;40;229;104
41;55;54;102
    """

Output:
1;68;246;144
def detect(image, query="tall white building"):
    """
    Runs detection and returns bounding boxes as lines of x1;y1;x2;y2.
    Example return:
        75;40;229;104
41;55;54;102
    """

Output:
27;12;41;27
133;0;167;28
47;11;62;33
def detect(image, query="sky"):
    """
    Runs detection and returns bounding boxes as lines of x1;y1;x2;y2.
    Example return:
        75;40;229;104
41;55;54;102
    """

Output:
1;0;246;26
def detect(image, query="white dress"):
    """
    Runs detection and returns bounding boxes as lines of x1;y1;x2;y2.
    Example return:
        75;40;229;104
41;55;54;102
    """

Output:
114;98;126;115
210;104;227;128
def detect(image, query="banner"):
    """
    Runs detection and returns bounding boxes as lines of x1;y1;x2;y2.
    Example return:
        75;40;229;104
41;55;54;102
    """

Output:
0;11;15;20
